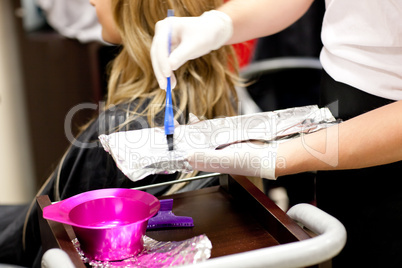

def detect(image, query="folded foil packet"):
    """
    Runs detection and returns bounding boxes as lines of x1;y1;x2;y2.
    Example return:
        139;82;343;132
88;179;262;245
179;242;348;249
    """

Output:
99;105;337;182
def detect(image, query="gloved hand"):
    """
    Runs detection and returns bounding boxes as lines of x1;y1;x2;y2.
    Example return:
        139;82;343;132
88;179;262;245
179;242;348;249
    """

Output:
186;141;278;180
151;10;233;90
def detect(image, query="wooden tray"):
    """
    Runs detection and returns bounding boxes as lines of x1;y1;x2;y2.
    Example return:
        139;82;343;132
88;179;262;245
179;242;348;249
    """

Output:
37;174;311;267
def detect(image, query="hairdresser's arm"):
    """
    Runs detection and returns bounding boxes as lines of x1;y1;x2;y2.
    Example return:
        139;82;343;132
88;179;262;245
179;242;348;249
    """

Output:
151;0;314;89
276;100;402;177
188;101;402;180
219;0;314;44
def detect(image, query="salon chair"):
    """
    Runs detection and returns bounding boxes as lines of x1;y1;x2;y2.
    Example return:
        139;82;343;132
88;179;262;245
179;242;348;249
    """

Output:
41;202;346;268
241;57;322;77
236;56;322;115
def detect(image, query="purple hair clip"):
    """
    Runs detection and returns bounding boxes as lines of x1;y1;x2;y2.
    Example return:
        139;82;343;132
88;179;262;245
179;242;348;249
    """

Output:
147;199;194;230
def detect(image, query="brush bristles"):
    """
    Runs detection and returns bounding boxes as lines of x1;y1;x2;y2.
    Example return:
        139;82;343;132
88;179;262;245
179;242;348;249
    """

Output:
167;135;174;151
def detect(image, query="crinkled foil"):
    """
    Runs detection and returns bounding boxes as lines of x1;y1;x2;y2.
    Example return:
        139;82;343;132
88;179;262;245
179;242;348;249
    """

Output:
99;105;337;181
73;234;212;268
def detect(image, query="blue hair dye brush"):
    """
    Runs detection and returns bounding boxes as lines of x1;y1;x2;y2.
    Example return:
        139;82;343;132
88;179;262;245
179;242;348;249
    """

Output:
165;9;175;151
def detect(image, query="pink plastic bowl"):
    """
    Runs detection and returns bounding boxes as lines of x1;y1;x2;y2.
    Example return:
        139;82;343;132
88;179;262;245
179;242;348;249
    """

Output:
43;188;160;261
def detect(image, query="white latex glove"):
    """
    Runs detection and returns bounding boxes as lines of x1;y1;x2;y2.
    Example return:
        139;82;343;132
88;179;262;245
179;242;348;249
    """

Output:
151;10;233;90
187;142;278;180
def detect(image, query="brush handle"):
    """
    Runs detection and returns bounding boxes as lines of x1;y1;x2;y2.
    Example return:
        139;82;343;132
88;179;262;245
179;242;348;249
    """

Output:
164;77;174;135
147;198;194;229
164;9;175;136
159;199;174;211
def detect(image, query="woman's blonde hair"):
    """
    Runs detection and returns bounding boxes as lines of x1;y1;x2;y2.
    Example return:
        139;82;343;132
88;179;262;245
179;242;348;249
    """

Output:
107;0;240;126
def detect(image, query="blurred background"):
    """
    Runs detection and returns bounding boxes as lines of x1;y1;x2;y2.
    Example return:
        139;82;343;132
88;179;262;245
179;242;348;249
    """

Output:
0;0;118;204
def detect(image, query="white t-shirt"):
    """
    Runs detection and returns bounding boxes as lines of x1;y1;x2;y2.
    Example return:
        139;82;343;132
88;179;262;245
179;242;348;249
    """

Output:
320;0;402;100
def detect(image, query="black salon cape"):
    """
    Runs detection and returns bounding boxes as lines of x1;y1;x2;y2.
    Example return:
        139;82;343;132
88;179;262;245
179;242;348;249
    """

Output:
0;101;218;267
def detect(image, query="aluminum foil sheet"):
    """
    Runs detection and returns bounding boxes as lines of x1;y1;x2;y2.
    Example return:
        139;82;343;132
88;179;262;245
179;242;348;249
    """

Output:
99;105;337;182
74;234;212;268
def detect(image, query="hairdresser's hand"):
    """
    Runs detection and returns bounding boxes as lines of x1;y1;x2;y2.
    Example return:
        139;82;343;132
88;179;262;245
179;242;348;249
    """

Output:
186;142;278;180
151;10;233;90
